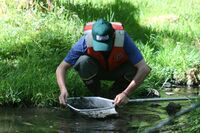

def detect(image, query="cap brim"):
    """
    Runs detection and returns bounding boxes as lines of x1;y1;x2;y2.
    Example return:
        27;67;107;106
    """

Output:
92;40;112;51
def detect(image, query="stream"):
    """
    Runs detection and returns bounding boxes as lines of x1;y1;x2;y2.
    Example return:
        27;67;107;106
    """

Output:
0;88;199;133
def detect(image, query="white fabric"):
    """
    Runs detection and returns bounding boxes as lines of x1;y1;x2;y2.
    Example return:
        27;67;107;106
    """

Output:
114;30;124;47
84;30;93;47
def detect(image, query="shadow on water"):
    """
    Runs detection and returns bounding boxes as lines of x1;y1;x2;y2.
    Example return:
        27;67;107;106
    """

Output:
0;88;199;133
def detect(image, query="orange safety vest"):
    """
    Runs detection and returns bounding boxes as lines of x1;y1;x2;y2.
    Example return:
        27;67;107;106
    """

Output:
84;22;128;70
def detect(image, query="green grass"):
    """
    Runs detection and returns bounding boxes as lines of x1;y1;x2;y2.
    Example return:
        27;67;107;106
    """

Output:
0;0;200;106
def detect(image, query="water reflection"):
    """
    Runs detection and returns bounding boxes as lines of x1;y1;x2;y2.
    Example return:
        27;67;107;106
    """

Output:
0;88;198;133
164;87;200;97
0;103;169;133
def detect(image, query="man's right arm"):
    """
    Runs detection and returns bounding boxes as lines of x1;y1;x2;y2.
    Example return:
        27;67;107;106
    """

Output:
56;61;72;105
56;36;86;105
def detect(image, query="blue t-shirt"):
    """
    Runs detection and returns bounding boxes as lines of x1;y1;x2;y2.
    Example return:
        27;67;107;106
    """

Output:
64;32;143;66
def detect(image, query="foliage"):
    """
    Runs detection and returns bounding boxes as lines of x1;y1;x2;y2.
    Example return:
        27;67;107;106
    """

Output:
0;0;200;106
189;109;200;132
186;101;200;133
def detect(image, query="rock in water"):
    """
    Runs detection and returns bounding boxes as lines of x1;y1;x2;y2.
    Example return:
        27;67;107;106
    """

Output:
165;102;182;116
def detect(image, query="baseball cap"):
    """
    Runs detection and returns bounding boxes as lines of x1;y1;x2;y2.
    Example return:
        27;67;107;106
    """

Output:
92;19;114;51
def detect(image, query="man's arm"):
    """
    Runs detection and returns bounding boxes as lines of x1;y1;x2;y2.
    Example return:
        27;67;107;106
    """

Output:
123;59;151;95
56;61;72;105
114;59;151;105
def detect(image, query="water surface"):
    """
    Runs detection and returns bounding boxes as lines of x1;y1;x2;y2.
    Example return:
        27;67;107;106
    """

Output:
0;88;199;133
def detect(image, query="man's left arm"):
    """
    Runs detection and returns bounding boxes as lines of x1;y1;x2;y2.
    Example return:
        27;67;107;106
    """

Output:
114;32;151;105
114;59;151;105
123;59;151;95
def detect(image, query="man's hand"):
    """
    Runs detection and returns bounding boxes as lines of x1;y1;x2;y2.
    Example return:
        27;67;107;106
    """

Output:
114;92;128;106
59;90;68;106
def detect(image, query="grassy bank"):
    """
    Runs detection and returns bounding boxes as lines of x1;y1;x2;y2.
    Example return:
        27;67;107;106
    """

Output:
0;0;200;106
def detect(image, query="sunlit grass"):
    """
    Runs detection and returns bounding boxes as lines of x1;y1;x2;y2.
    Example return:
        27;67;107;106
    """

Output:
0;0;200;107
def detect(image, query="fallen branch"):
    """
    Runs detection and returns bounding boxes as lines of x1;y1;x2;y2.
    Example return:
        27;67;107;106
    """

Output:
142;102;200;133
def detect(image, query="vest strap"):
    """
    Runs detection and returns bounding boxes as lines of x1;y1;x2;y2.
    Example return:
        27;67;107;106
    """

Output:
114;30;124;47
84;30;93;47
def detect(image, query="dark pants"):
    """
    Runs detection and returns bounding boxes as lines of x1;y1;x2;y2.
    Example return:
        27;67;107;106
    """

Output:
73;55;137;98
